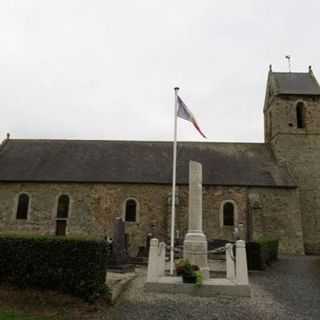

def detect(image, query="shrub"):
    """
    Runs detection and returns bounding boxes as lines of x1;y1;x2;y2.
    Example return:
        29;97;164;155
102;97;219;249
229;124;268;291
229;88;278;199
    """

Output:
246;239;279;270
194;271;203;287
258;239;279;265
0;234;109;302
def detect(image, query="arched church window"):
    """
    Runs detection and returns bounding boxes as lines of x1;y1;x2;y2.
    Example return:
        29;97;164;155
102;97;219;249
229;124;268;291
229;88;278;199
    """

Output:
55;194;70;236
125;199;137;222
223;202;234;226
57;195;70;219
16;193;29;220
296;102;305;129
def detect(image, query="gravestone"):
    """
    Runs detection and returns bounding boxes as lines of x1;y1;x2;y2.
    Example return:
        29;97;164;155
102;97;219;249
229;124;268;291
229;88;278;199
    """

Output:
135;232;154;264
109;217;134;272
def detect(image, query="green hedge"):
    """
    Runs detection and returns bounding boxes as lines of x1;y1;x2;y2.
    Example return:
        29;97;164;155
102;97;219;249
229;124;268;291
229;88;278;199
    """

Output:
0;234;109;302
246;239;279;270
258;239;279;264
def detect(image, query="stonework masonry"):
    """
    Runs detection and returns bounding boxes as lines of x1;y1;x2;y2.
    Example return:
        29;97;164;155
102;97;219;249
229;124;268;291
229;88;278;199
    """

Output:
0;182;304;255
265;96;320;142
265;93;320;254
0;183;170;255
172;186;248;243
271;134;320;254
249;187;304;254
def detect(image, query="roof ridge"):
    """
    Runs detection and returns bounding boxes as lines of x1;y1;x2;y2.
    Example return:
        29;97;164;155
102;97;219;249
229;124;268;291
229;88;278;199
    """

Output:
269;70;320;96
272;71;311;75
8;139;265;145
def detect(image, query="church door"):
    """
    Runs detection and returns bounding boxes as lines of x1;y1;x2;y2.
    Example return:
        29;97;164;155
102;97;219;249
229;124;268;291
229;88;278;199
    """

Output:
55;220;67;236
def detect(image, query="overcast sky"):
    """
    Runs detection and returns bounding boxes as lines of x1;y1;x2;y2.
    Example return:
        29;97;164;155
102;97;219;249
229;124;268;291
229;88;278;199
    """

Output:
1;0;319;142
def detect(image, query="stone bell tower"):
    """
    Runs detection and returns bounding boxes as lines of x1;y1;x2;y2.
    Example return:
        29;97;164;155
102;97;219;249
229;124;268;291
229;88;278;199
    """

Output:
264;65;320;254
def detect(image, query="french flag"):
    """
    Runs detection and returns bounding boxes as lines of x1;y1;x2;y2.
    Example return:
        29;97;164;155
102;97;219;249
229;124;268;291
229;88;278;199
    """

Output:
177;95;207;138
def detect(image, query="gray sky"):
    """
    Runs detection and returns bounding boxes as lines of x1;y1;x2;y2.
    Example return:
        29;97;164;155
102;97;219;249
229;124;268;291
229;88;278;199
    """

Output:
1;0;319;142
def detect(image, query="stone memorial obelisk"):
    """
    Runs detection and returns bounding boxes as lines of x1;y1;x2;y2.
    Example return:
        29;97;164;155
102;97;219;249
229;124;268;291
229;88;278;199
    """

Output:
183;161;210;279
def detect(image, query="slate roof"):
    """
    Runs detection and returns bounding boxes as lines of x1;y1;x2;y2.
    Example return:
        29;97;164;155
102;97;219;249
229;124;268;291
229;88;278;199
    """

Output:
0;139;295;187
271;72;320;95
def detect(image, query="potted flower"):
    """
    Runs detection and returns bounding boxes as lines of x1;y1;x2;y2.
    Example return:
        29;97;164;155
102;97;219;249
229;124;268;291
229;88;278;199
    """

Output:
175;259;200;284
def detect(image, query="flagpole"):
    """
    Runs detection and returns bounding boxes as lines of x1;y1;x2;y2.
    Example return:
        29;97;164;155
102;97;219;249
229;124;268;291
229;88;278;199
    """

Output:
170;87;179;275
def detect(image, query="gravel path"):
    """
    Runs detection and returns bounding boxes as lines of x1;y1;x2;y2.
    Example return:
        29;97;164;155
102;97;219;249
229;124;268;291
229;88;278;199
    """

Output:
109;256;320;320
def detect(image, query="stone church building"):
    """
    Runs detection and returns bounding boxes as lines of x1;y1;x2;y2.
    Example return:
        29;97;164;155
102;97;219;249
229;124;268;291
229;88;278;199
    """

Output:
1;66;320;255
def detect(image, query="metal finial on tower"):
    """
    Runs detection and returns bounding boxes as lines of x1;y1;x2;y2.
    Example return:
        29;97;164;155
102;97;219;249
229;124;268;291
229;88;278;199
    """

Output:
285;55;291;72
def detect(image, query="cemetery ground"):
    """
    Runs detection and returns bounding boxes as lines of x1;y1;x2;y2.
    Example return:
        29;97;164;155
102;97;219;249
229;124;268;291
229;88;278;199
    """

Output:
110;255;320;320
0;256;319;320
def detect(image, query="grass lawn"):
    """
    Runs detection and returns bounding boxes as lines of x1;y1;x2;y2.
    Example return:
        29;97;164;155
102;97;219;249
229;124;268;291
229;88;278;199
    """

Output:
0;311;50;320
0;284;110;320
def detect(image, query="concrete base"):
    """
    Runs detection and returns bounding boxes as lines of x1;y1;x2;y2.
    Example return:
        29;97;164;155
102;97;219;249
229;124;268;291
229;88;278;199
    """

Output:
145;276;251;297
107;271;137;304
184;232;210;280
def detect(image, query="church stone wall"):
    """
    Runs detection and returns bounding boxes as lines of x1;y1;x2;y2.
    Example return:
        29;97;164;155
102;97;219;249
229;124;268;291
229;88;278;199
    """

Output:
0;182;304;255
271;134;320;254
266;94;320;254
174;185;248;242
0;183;98;236
249;187;304;255
0;183;249;255
0;183;170;256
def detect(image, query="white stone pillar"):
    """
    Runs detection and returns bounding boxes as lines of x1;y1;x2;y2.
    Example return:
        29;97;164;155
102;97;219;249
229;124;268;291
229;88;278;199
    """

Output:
188;161;203;233
183;161;209;279
235;240;249;285
158;242;166;277
147;238;160;282
226;243;235;280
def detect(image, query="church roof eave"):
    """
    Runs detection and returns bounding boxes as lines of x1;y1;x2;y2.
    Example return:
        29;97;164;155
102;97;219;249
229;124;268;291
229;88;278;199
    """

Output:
0;139;296;188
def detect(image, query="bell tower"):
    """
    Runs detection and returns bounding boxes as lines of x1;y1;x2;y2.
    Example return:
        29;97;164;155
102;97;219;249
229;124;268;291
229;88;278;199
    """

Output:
264;65;320;254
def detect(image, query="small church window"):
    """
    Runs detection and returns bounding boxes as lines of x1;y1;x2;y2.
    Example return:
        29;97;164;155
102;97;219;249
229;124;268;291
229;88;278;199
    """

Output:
296;102;305;129
55;195;70;236
125;199;137;222
223;202;234;226
16;193;29;220
57;195;70;219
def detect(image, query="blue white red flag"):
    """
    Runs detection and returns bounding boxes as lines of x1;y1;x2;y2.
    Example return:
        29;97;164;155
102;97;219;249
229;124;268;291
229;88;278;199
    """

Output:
177;95;206;138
